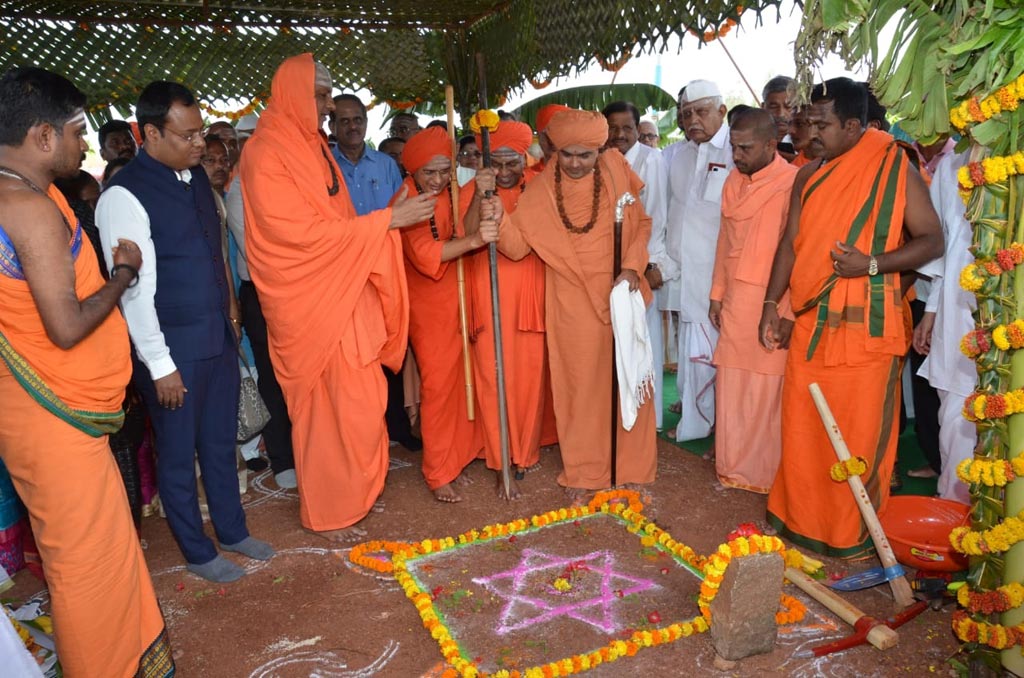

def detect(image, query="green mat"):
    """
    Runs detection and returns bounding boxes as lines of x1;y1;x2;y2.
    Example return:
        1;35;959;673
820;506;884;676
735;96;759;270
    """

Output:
657;370;937;497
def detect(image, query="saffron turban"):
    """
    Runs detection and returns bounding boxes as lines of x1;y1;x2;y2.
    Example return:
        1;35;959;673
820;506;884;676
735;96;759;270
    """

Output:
544;109;609;151
535;104;570;133
475;121;533;155
401;126;451;175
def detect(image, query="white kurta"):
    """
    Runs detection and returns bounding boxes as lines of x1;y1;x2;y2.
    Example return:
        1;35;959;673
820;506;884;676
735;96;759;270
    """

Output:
917;152;976;504
665;124;733;441
624;141;673;429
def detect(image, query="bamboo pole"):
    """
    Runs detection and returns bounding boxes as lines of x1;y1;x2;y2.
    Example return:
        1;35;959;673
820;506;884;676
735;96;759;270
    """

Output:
446;84;475;422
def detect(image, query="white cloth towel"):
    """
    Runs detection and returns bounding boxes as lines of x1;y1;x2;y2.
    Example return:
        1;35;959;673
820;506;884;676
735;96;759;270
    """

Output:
611;280;655;431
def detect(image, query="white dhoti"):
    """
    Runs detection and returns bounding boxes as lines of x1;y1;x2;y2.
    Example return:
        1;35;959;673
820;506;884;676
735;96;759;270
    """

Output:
675;320;717;441
936;389;974;504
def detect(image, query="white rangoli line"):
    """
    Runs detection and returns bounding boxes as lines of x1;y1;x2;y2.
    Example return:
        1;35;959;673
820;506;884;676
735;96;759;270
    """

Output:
247;639;399;678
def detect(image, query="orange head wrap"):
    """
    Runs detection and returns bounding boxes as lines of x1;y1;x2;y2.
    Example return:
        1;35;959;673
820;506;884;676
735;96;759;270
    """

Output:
544;109;609;150
401;126;451;175
535;104;571;134
475;120;533;156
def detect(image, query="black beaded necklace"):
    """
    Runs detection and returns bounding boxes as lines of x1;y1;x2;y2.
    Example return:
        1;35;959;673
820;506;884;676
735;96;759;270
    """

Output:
414;182;453;242
554;161;602;234
320;147;340;196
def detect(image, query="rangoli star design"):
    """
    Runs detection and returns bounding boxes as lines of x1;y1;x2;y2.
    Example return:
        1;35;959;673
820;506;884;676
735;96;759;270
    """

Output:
472;548;658;635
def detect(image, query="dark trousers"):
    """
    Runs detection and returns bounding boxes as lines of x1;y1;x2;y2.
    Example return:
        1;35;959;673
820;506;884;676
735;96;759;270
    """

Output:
135;336;248;564
909;299;942;473
239;281;294;474
384;364;416;445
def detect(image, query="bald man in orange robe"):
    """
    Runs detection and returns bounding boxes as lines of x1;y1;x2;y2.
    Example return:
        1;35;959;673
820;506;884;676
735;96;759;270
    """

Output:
398;127;499;502
709;109;797;494
460;121;548;499
240;54;434;542
495;109;657;503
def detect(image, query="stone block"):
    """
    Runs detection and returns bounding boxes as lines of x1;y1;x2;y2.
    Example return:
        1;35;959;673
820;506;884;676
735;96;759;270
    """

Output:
709;552;784;661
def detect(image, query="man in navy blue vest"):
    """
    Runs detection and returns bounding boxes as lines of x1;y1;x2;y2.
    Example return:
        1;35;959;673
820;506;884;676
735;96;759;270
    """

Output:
97;81;273;583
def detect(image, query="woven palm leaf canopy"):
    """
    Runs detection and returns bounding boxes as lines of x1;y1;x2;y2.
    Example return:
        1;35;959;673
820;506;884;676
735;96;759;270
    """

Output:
0;0;784;126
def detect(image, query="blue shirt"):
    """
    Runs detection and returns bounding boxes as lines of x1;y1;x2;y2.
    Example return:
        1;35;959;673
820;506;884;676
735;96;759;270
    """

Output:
332;144;403;216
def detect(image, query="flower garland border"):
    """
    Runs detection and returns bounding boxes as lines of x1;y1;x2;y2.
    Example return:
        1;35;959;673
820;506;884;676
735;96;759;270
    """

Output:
958;243;1024;293
962;388;1024;422
952;610;1024;650
199;96;263;122
957;153;1024;202
956;581;1024;615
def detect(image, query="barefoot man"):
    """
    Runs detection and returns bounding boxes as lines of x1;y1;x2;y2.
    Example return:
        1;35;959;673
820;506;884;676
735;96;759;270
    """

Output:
461;120;547;499
398;126;500;503
240;54;435;542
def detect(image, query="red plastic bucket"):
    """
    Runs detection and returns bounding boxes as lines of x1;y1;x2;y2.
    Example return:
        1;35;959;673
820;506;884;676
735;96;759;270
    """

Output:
879;495;969;572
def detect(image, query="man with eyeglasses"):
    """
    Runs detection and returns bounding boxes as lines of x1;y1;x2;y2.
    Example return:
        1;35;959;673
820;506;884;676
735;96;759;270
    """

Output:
97;81;273;583
602;101;673;433
638;120;661;149
388;111;422;140
456;135;481;186
664;79;733;445
460;120;547;499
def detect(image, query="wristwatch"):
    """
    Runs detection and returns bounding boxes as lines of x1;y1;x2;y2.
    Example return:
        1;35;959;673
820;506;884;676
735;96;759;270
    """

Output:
867;256;879;276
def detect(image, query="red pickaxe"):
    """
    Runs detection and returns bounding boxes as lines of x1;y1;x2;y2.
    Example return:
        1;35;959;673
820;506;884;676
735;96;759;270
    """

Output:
786;567;928;658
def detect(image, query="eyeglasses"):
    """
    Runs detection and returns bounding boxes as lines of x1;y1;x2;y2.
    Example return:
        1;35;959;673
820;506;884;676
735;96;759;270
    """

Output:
164;126;205;145
638;133;659;142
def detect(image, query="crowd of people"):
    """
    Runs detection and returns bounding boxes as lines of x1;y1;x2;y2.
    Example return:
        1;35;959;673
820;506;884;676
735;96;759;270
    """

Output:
0;52;972;675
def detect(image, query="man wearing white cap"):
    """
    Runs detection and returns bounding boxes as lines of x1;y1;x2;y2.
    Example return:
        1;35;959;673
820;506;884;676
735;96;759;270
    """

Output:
664;79;732;444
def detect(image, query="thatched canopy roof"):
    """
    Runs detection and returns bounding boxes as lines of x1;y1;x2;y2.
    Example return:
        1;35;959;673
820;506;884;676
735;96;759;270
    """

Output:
0;1;785;124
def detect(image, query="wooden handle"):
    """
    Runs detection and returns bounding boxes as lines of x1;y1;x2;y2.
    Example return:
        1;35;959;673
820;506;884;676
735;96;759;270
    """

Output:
785;567;899;651
808;383;915;608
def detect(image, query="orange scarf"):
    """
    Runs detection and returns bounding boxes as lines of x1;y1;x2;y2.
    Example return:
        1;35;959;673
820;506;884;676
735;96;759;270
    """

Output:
792;129;908;364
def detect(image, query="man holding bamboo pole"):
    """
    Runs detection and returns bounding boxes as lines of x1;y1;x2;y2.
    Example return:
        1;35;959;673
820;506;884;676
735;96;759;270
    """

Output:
398;126;500;503
461;120;547;499
494;109;657;504
759;78;943;557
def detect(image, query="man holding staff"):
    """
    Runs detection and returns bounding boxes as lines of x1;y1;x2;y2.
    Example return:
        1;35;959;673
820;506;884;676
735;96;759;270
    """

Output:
398;126;500;503
462;120;547;499
494;109;657;503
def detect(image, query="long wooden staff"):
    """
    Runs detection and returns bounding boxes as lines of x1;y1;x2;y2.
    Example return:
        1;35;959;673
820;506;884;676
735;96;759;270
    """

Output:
445;85;475;421
474;53;513;499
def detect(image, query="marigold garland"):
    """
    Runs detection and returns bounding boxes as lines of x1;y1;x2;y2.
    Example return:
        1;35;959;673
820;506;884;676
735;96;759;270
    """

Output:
382;490;726;678
952;610;1024;651
956;582;1024;615
957;452;1024;487
949;511;1024;555
775;594;807;625
962;388;1024;422
950;74;1024;132
470;109;501;134
199;96;263;122
958;243;1024;293
957;152;1024;201
348;540;413;573
829;457;867;482
697;535;801;627
960;328;994;358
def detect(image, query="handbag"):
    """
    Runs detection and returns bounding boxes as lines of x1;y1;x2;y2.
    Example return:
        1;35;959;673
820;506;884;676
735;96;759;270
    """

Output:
237;354;270;442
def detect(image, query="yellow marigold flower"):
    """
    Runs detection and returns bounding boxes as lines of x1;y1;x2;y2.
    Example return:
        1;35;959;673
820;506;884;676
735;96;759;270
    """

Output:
993;325;1011;350
960;264;984;292
973;395;987;420
469;109;500;134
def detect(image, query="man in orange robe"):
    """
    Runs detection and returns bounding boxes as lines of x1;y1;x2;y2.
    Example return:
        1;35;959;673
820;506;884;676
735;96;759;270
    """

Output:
496;109;657;503
398;127;499;502
240;54;435;541
460;121;547;499
0;67;171;677
759;79;943;557
709;109;797;494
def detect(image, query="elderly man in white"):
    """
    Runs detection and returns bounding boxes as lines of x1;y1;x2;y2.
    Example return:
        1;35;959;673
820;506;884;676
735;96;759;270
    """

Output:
664;79;733;444
602;100;675;430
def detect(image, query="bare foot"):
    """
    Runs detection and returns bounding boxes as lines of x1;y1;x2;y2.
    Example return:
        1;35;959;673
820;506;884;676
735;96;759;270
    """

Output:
702;449;715;462
563;486;590;507
495;472;523;501
307;525;368;544
454;470;474;486
371;498;385;513
433;483;463;503
668;401;682;414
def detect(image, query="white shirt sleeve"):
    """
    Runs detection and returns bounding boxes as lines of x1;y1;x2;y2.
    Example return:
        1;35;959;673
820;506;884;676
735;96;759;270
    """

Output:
95;186;177;381
639;150;679;281
225;174;250;281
